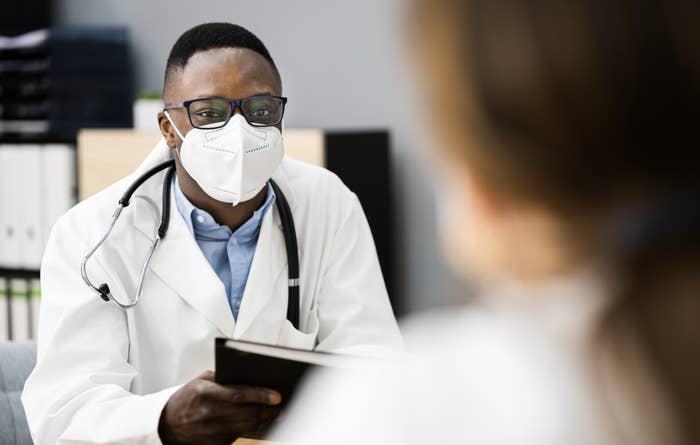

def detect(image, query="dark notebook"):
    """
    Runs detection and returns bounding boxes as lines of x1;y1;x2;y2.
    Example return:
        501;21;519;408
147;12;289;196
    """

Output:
214;338;361;405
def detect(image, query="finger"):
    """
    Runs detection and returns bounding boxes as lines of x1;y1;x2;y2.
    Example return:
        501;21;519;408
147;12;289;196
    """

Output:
259;405;281;421
204;382;282;405
204;416;263;436
254;409;282;439
198;370;216;381
230;421;264;435
208;432;245;445
198;405;280;438
204;402;279;422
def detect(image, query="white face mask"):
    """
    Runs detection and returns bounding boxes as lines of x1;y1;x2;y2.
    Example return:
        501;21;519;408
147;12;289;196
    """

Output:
164;112;284;205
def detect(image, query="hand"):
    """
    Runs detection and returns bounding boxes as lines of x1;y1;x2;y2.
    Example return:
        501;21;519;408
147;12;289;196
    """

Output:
158;370;282;445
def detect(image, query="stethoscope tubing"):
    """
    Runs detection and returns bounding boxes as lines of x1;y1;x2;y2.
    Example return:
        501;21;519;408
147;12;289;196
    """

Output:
80;159;301;328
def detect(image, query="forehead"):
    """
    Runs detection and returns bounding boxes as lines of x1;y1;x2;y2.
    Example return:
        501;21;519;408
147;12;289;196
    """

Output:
165;47;281;102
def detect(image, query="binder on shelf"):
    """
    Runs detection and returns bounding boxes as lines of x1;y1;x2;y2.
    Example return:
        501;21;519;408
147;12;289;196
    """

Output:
0;277;8;341
18;144;43;268
29;277;41;339
0;148;7;267
41;144;76;248
9;278;30;341
1;145;23;268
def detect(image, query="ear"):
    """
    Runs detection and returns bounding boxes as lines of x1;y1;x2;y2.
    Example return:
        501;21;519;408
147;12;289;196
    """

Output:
157;111;178;149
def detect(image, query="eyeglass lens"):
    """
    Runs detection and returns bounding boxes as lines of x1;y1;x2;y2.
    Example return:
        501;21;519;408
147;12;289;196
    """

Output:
188;96;284;128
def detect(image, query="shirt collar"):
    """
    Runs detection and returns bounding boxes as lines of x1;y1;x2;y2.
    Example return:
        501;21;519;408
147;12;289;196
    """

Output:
173;173;276;242
173;173;198;236
236;184;276;241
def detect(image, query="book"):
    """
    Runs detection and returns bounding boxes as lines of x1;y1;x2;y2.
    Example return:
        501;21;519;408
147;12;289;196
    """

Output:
215;338;362;405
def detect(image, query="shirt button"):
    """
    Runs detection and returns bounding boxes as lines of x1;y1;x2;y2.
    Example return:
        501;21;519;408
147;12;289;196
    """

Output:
232;238;238;245
196;215;205;223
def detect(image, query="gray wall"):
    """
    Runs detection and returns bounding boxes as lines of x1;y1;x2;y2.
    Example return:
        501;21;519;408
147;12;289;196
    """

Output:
53;0;468;315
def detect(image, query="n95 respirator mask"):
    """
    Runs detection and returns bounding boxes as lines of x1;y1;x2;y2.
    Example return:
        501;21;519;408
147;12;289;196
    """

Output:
164;112;284;205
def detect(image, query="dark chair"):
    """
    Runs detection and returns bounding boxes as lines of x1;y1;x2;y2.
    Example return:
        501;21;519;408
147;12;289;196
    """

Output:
0;341;36;445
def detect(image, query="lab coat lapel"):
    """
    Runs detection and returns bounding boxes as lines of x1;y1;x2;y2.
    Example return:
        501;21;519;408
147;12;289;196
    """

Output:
234;161;297;337
129;151;297;340
132;169;236;339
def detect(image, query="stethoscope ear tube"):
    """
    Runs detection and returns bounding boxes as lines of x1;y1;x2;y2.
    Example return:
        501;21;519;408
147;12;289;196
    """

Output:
159;166;176;238
83;160;301;330
119;160;176;207
269;179;301;329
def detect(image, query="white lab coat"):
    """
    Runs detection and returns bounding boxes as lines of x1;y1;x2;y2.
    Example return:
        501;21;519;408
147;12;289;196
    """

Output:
22;139;402;445
272;268;680;445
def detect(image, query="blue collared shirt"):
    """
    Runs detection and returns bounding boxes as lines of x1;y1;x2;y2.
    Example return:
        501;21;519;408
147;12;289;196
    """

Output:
173;173;276;320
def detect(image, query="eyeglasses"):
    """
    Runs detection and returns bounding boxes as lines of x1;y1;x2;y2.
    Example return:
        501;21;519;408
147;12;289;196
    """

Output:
163;95;288;129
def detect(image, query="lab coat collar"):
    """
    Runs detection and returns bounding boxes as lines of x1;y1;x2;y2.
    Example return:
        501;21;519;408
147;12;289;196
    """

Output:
233;203;288;337
130;138;295;338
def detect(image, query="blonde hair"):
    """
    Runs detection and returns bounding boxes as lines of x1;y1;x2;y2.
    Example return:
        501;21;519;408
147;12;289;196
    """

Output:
410;0;700;441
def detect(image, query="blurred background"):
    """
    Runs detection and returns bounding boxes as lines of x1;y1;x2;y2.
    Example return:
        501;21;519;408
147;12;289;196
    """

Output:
0;0;469;342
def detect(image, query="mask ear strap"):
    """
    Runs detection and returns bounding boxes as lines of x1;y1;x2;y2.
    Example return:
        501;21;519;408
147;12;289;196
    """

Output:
163;110;186;143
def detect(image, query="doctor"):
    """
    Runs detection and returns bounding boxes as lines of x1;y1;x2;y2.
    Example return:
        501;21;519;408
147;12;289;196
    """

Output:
22;22;401;445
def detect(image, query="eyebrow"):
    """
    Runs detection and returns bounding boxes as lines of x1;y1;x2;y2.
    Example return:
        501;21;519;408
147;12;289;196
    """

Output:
194;92;275;100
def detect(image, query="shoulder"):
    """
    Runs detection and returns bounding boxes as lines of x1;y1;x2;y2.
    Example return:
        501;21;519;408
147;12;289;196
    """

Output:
275;305;607;444
280;156;361;218
281;156;354;198
51;174;137;243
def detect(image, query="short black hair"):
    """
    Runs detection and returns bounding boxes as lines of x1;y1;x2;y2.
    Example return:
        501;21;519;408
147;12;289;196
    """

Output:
164;22;280;91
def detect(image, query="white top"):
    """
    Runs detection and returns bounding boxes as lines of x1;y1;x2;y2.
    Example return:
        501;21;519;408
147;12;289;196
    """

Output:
273;268;681;444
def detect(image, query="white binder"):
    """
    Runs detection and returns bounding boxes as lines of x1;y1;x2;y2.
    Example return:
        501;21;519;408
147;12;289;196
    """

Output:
0;277;8;341
0;145;23;268
0;147;7;267
18;144;44;269
30;278;41;339
9;278;30;341
41;144;76;255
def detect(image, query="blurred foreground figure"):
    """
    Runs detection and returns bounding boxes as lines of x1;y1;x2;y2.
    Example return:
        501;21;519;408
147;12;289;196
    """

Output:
273;1;700;443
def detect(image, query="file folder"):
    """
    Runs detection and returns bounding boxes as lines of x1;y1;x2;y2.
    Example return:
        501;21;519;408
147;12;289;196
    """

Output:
18;144;44;269
0;147;7;267
40;144;76;249
30;278;41;339
1;146;23;268
9;278;30;341
0;277;8;341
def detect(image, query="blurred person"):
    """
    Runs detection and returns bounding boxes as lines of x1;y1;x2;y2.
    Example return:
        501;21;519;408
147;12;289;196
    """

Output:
272;1;700;443
21;23;401;445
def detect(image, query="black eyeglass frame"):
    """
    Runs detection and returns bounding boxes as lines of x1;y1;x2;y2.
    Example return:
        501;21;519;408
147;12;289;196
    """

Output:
163;95;288;129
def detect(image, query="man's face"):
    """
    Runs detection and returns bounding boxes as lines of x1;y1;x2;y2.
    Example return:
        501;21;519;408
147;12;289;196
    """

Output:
158;47;282;150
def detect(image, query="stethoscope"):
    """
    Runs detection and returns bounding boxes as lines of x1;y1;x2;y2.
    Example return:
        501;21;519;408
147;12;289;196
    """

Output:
80;159;301;329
